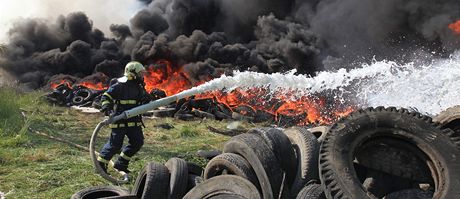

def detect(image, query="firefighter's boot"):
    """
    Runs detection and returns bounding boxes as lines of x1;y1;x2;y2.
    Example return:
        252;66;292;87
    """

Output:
114;156;131;173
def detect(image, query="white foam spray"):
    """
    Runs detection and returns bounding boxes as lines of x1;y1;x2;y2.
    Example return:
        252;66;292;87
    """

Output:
185;51;460;116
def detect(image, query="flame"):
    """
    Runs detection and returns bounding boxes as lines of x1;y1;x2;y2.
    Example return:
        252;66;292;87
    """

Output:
49;80;108;90
48;59;355;125
50;80;72;89
143;60;194;95
77;82;108;90
449;20;460;35
197;88;355;125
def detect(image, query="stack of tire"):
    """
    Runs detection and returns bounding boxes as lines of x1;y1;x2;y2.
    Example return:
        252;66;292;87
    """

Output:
71;157;205;199
73;106;460;199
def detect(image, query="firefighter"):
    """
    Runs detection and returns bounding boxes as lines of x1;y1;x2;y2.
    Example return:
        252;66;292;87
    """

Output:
97;61;151;173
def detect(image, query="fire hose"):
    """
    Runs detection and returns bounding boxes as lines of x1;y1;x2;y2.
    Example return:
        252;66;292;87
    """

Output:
89;89;202;184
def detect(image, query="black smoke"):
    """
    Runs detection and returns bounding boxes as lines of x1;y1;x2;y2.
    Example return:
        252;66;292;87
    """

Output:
1;0;459;89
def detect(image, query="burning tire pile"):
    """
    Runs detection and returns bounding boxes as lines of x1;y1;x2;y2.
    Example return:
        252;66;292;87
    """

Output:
72;106;460;199
46;83;104;108
46;82;353;127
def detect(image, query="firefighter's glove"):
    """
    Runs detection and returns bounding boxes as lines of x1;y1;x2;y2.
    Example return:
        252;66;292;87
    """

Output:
100;105;113;116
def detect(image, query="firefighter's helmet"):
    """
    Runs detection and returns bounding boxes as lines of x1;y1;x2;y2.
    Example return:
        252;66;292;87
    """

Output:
124;61;146;80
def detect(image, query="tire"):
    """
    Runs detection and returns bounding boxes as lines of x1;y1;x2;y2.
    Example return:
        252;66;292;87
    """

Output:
385;189;434;199
131;162;169;199
71;186;129;199
72;96;85;105
196;150;222;160
249;128;297;186
203;153;258;187
72;88;93;105
186;174;204;192
165;157;188;199
75;88;93;101
223;133;283;199
307;126;330;143
355;138;432;182
187;162;204;176
283;127;320;196
319;107;460;199
152;108;177;117
183;175;261;199
103;195;139;199
362;169;413;198
433;105;460;132
295;184;326;199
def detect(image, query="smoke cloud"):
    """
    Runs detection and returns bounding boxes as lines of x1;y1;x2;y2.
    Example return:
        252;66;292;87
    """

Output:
0;0;459;89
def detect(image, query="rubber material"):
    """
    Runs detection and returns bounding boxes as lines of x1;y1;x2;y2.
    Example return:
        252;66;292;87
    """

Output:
183;175;261;199
249;127;297;186
71;186;129;199
319;106;460;199
295;183;325;199
433;105;460;132
284;127;320;196
204;153;258;188
165;157;189;199
131;162;169;199
223;133;283;199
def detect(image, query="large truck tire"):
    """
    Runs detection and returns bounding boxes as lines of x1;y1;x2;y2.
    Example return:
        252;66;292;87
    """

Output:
319;107;460;199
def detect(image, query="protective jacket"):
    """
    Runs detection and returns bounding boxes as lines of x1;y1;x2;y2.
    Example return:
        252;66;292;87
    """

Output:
101;80;151;128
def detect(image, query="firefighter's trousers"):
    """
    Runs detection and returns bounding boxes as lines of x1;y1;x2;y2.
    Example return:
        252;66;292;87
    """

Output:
99;126;144;161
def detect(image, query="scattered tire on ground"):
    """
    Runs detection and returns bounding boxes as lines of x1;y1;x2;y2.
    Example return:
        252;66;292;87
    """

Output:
183;175;261;199
71;186;129;199
165;157;189;199
284;126;320;196
204;153;259;188
152;108;177;117
319;107;460;199
131;162;170;199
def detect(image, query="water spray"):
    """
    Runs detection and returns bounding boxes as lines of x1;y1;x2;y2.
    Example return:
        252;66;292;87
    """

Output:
90;51;460;184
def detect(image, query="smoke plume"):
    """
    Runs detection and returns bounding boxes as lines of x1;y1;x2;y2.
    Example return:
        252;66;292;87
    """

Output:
0;0;459;88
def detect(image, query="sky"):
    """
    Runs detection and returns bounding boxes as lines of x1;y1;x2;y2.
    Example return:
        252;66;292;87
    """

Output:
0;0;143;43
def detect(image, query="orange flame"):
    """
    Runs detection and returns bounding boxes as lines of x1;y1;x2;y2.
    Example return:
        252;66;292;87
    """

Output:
197;88;355;125
49;59;355;125
143;60;194;95
50;80;108;90
77;82;108;90
449;20;460;35
50;80;72;89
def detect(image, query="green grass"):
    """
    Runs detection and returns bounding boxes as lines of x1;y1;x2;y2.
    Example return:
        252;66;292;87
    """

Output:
0;86;261;198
